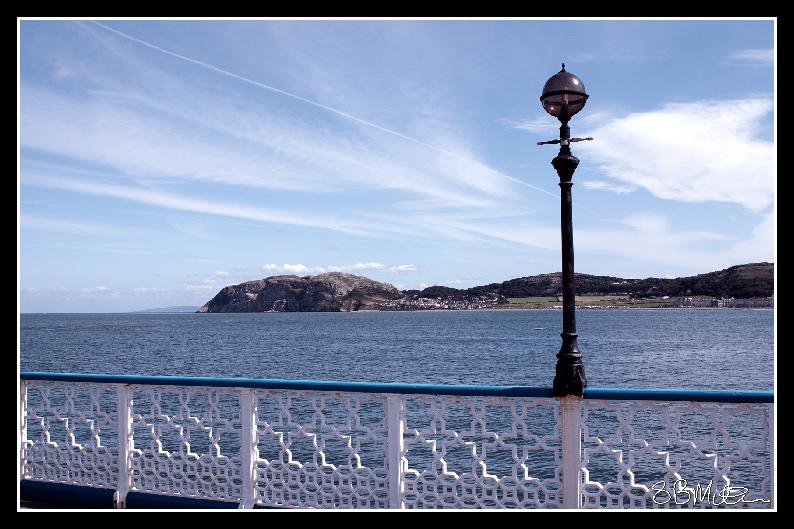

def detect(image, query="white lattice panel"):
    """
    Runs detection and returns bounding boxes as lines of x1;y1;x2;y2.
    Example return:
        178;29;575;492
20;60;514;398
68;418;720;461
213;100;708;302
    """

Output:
402;396;562;508
128;385;243;502
581;399;773;509
253;390;389;508
22;381;119;488
19;376;774;510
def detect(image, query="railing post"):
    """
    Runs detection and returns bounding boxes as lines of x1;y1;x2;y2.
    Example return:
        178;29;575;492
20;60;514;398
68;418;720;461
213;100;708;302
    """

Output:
20;380;27;480
769;404;775;508
239;389;257;509
560;396;582;509
386;394;405;509
115;384;133;509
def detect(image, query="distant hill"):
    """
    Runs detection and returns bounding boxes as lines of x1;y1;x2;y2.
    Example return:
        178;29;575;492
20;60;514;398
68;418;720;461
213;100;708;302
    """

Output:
198;272;402;313
133;306;199;313
461;262;773;299
200;263;773;313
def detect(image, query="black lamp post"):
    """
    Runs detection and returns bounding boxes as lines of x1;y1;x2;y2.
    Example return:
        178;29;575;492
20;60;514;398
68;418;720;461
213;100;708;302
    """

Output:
538;64;592;397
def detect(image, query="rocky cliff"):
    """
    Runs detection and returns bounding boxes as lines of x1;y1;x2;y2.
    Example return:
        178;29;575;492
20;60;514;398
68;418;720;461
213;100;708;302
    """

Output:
198;272;403;313
199;263;773;313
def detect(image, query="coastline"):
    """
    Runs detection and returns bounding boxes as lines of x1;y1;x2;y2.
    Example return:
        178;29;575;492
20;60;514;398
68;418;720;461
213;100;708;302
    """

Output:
337;306;774;313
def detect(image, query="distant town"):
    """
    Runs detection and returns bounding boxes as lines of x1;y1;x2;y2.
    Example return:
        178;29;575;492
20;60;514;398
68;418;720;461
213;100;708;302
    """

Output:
370;294;506;311
667;296;773;308
369;294;774;311
197;262;774;313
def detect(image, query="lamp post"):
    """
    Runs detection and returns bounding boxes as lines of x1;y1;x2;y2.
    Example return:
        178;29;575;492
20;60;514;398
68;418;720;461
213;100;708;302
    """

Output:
538;64;592;397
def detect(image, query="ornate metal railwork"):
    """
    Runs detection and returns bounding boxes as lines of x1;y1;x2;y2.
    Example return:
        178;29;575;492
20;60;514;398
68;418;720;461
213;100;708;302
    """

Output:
401;395;562;508
128;385;243;502
21;381;119;488
580;399;773;509
252;389;390;508
19;373;774;509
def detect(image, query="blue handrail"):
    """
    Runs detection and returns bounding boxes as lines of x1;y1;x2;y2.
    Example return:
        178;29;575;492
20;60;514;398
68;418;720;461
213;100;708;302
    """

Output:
20;372;773;403
19;371;554;398
583;387;773;403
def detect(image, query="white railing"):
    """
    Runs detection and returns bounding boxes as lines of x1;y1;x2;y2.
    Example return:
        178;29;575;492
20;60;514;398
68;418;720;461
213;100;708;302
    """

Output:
19;373;773;509
580;396;773;508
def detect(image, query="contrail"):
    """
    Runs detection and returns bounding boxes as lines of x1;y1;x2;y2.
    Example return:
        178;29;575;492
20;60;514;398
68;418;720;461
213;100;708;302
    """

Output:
90;21;559;199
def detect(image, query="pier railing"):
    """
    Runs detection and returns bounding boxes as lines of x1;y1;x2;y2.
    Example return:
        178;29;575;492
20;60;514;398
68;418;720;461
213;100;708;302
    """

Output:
19;372;774;509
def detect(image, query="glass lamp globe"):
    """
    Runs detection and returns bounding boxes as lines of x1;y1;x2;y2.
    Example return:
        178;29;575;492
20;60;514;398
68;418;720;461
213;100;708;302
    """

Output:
540;64;589;122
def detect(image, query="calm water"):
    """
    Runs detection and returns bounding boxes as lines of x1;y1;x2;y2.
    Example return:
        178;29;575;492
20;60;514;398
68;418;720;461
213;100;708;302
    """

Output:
20;309;773;390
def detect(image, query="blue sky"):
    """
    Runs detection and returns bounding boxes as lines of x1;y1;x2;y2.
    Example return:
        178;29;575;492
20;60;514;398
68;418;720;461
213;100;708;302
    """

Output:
19;19;775;312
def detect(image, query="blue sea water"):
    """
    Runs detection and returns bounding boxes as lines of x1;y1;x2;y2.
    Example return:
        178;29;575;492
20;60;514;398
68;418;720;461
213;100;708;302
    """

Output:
20;309;773;390
19;310;775;506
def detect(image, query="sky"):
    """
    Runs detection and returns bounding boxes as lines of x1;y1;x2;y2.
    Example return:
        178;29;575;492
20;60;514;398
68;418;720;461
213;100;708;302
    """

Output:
18;18;775;312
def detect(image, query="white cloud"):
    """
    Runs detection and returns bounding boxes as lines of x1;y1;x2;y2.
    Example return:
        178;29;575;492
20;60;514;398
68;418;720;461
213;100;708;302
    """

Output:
727;48;774;65
497;117;557;135
133;287;165;293
335;262;386;272
52;64;77;80
20;213;118;236
439;210;770;273
19;74;534;208
25;174;373;236
73;285;119;297
728;213;773;263
24;285;117;297
576;99;774;211
283;264;314;274
260;262;417;276
582;180;636;194
446;279;476;286
499;110;611;137
20;22;567;250
85;21;553;201
184;283;219;292
81;286;109;292
573;213;749;270
387;264;417;273
215;270;230;277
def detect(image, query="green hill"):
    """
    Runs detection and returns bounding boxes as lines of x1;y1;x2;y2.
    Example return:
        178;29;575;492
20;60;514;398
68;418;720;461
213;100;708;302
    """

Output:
463;262;773;299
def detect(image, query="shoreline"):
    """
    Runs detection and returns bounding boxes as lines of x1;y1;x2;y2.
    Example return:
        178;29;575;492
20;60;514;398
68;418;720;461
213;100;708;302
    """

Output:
20;307;773;315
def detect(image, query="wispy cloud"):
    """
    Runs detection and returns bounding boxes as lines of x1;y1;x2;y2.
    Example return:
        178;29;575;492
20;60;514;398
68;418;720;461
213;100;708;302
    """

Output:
261;262;417;276
20;213;119;236
51;63;77;80
498;110;611;137
726;48;773;65
133;287;166;293
582;180;636;194
445;277;485;287
19;21;775;310
497;117;557;135
86;21;556;199
575;98;774;211
432;210;765;273
24;285;120;298
20;77;548;225
25;174;375;236
184;277;219;292
728;213;773;263
20;21;576;258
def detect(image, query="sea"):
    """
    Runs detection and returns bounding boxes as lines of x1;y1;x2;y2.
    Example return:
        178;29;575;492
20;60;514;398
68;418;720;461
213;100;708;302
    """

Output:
19;309;775;506
20;309;773;390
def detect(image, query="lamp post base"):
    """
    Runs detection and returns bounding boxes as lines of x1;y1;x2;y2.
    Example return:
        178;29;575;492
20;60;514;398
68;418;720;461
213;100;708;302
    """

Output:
553;363;587;397
553;332;587;397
